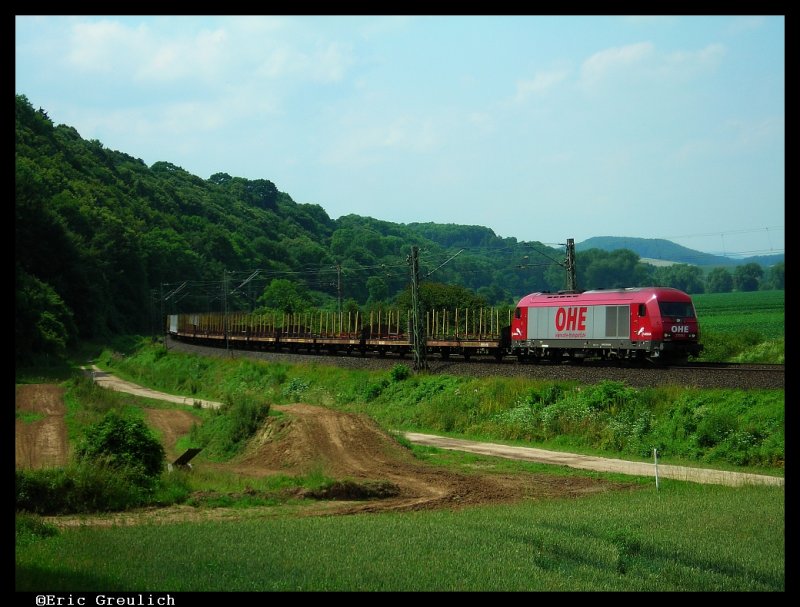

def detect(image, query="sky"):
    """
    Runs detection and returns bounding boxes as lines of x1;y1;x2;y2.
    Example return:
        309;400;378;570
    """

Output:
15;15;785;259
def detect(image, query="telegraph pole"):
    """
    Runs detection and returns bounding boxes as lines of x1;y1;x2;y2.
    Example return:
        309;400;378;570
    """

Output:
223;270;231;356
162;281;187;351
565;238;577;292
160;282;167;351
336;263;342;316
409;246;428;371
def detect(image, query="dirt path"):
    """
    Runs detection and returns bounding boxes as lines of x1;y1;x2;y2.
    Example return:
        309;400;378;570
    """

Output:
15;384;69;469
84;365;222;409
404;433;784;487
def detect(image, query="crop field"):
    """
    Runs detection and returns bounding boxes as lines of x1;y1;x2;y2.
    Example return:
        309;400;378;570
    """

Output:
693;290;784;339
17;475;784;591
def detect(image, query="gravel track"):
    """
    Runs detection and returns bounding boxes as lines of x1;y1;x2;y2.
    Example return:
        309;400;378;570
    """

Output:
166;337;784;390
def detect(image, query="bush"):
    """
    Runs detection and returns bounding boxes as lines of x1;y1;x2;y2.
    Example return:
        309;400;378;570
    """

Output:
16;513;58;547
282;378;309;400
16;462;151;514
190;394;271;459
76;411;165;482
390;364;410;382
364;378;389;400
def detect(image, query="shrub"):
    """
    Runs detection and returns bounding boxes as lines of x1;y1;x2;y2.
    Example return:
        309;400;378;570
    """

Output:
76;411;165;482
282;378;309;400
191;395;271;459
15;462;151;514
390;364;410;382
16;513;58;547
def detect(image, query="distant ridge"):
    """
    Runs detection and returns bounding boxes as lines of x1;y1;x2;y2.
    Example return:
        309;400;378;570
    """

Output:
577;236;783;268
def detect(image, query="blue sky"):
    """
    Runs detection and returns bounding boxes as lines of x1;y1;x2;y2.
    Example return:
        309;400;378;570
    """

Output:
15;15;784;258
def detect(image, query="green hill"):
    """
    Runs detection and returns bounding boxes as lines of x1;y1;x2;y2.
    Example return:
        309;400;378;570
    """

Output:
578;236;783;268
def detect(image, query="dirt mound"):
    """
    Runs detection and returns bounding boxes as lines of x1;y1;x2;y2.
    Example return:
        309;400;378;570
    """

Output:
233;404;420;476
15;384;69;469
220;404;629;514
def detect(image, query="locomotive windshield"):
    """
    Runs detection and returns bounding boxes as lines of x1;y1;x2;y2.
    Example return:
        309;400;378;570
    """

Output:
658;301;695;318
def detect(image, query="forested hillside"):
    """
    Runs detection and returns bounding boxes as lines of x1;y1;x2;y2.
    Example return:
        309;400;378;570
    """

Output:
15;95;783;362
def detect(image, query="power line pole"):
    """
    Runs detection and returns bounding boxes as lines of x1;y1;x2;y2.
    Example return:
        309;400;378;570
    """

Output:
336;263;342;316
409;245;427;371
223;270;231;356
150;289;158;343
565;238;577;292
160;282;167;351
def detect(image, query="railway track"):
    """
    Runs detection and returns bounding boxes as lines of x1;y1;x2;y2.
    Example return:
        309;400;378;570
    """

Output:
166;336;784;390
679;362;785;372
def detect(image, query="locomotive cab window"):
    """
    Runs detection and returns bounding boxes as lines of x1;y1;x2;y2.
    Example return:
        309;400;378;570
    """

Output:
514;308;522;319
658;302;695;318
638;304;646;317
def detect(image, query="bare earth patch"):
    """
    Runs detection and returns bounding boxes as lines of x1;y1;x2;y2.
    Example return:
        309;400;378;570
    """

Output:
15;384;69;469
143;408;201;461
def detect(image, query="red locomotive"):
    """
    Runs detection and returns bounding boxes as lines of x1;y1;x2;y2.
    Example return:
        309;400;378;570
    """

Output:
509;287;702;363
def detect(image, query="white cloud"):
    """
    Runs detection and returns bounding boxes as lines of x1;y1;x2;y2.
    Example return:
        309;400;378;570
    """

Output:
671;138;714;164
579;42;654;87
321;115;439;167
74;90;279;143
726;16;767;35
135;27;230;82
660;43;726;79
578;41;726;90
725;116;784;152
63;17;352;88
66;20;150;73
312;42;353;83
513;69;569;102
622;16;678;25
228;15;289;35
467;112;494;134
255;41;353;83
357;16;415;40
669;114;782;166
65;19;232;84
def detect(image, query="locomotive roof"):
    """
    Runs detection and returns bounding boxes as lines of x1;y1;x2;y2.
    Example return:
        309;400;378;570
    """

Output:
515;287;692;306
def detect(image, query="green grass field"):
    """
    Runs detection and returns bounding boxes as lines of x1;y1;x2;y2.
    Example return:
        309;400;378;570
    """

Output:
693;290;784;339
16;481;784;591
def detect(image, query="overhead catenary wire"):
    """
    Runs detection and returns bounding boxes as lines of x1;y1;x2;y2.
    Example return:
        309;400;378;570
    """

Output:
158;224;782;317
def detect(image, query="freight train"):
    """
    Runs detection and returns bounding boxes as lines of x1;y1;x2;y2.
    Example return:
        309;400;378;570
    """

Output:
168;286;702;365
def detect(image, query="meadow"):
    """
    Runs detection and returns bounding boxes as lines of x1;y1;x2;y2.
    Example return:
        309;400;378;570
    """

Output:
16;480;784;591
693;290;784;363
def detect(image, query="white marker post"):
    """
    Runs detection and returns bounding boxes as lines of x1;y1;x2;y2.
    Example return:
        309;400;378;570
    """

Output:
653;448;660;491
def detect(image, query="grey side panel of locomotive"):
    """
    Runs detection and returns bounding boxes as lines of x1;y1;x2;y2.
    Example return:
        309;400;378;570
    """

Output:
605;305;630;338
526;305;630;340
